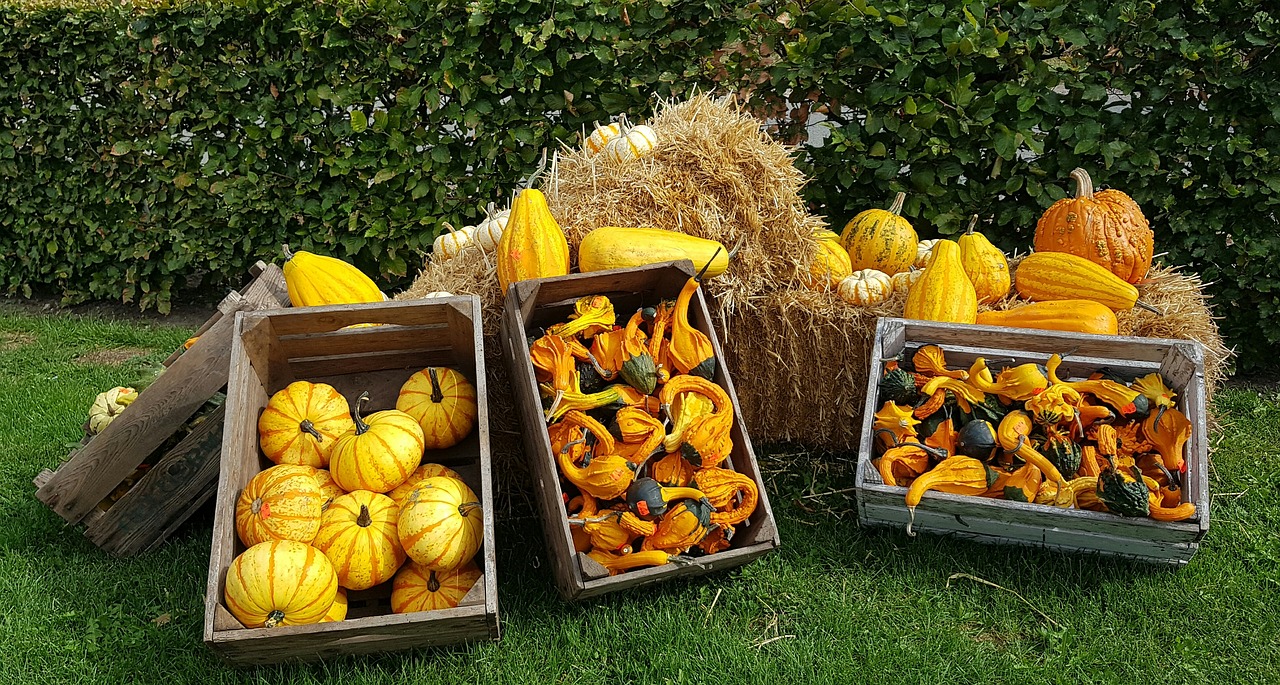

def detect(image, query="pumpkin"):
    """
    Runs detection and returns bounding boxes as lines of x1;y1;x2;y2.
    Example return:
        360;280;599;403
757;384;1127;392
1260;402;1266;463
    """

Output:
496;152;570;291
904;456;998;535
840;192;918;275
605;123;658;163
808;239;853;289
913;239;939;270
432;225;474;260
258;381;354;468
305;467;346;510
955;420;998;461
224;540;337;629
396;367;478;450
976;300;1118;336
313;490;406;590
586;121;622;155
578;227;731;278
837;269;894;306
890;268;922;294
957;215;1011;303
329;393;425;493
387;463;465;509
1033;168;1154;284
87;386;137;435
1015;252;1158;313
281;244;384;308
904;240;977;323
320;588;347;623
391;561;481;613
398;476;484;571
235;464;325;547
473;204;509;251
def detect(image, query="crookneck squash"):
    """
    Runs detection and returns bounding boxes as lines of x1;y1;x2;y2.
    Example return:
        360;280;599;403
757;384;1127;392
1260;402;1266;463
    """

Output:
904;457;998;535
840;192;918;275
668;259;718;379
496;152;570;291
1033;168;1154;284
904;240;978;324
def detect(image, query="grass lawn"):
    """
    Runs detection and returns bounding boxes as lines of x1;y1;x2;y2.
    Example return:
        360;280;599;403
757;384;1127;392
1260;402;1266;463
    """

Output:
1;303;1278;684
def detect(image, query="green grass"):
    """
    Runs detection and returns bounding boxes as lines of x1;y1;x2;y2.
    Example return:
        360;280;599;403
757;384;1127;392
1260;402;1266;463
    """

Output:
2;304;1279;684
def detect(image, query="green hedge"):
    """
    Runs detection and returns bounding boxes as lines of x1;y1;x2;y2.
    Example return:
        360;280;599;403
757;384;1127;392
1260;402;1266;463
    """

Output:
2;0;1277;369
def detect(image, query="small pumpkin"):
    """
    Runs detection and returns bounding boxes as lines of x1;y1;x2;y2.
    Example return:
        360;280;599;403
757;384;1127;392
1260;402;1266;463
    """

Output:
957;215;1011;303
329;393;425;494
890;268;922;294
258;381;354;468
955;420;998;461
586;121;623;155
904;240;978;324
913;239;940;270
605;122;658;163
281;244;385;308
87;386;137;435
396;367;478;450
837;269;894;306
496;152;570;291
473;203;509;251
304;466;346;510
840;192;918;275
1033;168;1154;284
313;490;405;590
320;588;348;623
224;540;337;629
808;239;854;289
387;463;465;509
391;561;482;613
235;464;325;547
398;476;484;571
432;225;474;260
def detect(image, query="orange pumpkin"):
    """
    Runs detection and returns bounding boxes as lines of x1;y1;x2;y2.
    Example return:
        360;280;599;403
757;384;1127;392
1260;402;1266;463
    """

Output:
223;540;337;628
258;381;354;468
328;393;425;493
313;490;406;591
396;367;478;450
235;464;325;547
387;463;465;509
391;561;482;613
398;476;484;571
1033;168;1154;284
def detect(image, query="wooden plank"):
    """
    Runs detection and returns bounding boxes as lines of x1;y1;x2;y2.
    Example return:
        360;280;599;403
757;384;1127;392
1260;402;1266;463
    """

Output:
575;544;776;600
260;301;451;336
289;349;460;380
275;324;454;361
892;318;1187;363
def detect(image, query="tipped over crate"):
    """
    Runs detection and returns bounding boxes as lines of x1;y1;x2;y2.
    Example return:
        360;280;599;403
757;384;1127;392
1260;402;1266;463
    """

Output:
856;317;1210;564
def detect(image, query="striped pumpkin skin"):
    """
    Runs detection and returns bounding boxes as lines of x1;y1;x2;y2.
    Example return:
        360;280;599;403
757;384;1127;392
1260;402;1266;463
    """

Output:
258;381;353;468
313;491;406;591
320;588;348;623
396;367;477;450
328;404;424;494
224;540;337;628
235;464;324;547
839;192;918;275
302;466;346;511
605;125;658;163
397;477;484;571
391;561;481;613
585;122;622;155
387;463;464;509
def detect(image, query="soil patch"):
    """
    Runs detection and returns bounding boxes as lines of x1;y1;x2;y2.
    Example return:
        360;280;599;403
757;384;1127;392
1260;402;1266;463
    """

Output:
0;331;36;351
74;347;149;366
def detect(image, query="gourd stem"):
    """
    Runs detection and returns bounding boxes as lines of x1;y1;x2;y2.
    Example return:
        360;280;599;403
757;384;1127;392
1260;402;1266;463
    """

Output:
428;367;445;403
485;201;496;220
694;246;723;283
427;571;441;593
1070;168;1094;199
1135;300;1163;315
888;192;907;216
298;419;323;442
281;243;295;261
356;504;372;527
264;609;286;628
727;236;745;260
458;501;482;517
524;149;549;190
966;214;979;235
351;392;371;436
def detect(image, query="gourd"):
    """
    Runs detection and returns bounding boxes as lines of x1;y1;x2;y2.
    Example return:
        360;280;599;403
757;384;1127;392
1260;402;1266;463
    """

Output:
258;381;354;468
329;393;425;493
391;561;482;613
1132;373;1178;426
904;457;998;535
652;452;696;487
996;411;1067;484
612;406;665;465
398;476;484;571
224;540;337;628
639;498;715;554
624;477;707;520
540;381;653;422
660;375;734;467
553;411;637;499
587;549;677;575
1045;354;1149;420
1041;428;1083;477
1147;493;1196;522
879;365;920;405
874;401;920;449
605;121;659;163
568;493;637;552
955;420;998;461
496;152;570;291
920;375;985;410
913;345;968;379
432;225;474;260
1096;465;1151;517
235;464;325;547
586;121;623;155
396;367;478;450
1001;463;1043;503
876;444;931;486
904;240;978;324
1015;252;1159;313
840;192;918;275
957;215;1011;303
923;418;960;457
1143;406;1192;475
1025;384;1081;426
321;588;347;623
1033;168;1154;284
313;490;406;590
891;269;922;294
976;300;1118;336
578;227;731;278
808;239;854;289
549;296;616;340
667;258;718;379
691;467;759;526
281;244;384;308
87;386;137;435
473;204;509;251
837;269;894;307
387;463;464;509
913;239;939;270
617;311;657;394
965;358;1048;401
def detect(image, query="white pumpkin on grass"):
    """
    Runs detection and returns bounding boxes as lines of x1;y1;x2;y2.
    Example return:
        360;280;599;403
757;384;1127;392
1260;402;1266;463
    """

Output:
473;203;509;251
891;269;922;294
586;122;623;155
432;226;474;261
838;269;894;307
914;239;940;269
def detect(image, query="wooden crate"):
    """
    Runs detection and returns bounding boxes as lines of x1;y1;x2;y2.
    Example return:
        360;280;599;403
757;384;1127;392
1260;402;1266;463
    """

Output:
203;297;498;665
856;317;1210;564
500;261;781;601
33;262;290;557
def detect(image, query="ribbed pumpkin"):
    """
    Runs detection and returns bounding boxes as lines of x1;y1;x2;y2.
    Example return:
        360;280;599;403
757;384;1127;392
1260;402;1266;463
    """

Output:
432;226;474;260
837;269;894;306
890;268;921;294
398;476;484;571
807;239;853;289
300;466;346;510
586;122;622;155
328;393;425;493
605;123;658;163
1034;168;1154;284
224;540;337;629
281;245;384;308
976;300;1118;336
913;239;940;270
235;464;325;547
396;367;478;450
578;227;731;278
313;490;405;591
387;463;465;509
391;561;481;613
496;154;569;291
839;192;918;275
1015;252;1152;312
904;240;977;323
957;216;1011;303
258;381;354;468
320;588;347;623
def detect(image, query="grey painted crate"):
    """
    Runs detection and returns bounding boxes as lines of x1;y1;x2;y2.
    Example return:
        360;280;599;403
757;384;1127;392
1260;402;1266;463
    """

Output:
855;318;1210;565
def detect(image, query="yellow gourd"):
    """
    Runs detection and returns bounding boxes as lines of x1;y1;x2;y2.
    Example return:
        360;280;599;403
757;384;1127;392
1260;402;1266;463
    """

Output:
807;239;853;289
840;192;918;275
224;540;337;629
578;227;731;278
904;457;997;535
1015;251;1159;312
957;215;1011;303
496;152;570;291
904;240;978;323
976;300;1119;336
281;245;384;308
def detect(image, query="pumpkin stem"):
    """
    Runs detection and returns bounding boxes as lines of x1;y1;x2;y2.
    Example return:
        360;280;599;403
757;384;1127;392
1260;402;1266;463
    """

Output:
727;235;745;260
250;497;265;516
1069;168;1094;199
524;148;549;190
458;501;482;518
428;367;445;403
356;504;372;527
298;419;323;443
888;192;907;216
1135;300;1163;315
694;246;723;284
966;214;979;235
351;392;371;435
427;571;441;593
264;609;286;628
281;244;295;261
484;202;496;220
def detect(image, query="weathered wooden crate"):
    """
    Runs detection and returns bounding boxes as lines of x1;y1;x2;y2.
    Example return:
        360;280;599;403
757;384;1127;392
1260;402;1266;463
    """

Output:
856;317;1210;564
204;297;499;665
33;262;290;557
501;261;781;601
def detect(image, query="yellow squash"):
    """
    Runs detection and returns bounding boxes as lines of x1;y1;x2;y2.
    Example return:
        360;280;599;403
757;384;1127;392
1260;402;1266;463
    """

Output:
807;239;853;289
281;245;384;308
1015;251;1158;312
578;227;731;278
976;300;1119;336
904;240;978;323
957;215;1011;303
840;192;918;275
496;154;570;291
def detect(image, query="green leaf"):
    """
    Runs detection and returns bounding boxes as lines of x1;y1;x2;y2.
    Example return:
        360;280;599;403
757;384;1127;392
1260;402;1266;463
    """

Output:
372;168;397;185
350;110;367;133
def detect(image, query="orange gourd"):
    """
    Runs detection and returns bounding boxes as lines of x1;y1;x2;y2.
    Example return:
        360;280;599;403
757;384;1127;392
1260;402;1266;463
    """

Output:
391;561;482;613
235;464;325;547
313;490;406;590
1033;168;1154;284
258;381;354;468
996;411;1067;485
976;300;1119;336
690;467;758;526
668;258;718;379
396;367;478;450
904;457;997;535
904;240;978;324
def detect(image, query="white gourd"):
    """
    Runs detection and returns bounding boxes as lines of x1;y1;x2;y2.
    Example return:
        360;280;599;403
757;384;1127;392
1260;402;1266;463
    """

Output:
586;123;622;155
838;269;894;307
914;239;940;269
432;226;474;261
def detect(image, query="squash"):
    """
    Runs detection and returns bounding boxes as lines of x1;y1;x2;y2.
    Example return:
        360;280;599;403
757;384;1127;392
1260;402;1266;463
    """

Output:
1132;373;1178;426
616;311;657;394
300;466;345;511
1002;463;1043;503
1042;428;1083;477
496;153;570;291
235;464;325;547
1025;384;1081;427
955;420;998;461
652;451;696;487
1015;252;1158;313
624;477;707;520
432;225;474;260
913;345;968;379
639;498;715;554
540;381;654;422
965;358;1048;401
313;490;406;590
904;240;978;324
840;192;918;275
224;540;337;628
957;216;1011;303
87;386;137;435
398;476;483;571
879;365;920;405
567;494;637;553
659;376;734;467
391;561;482;613
890;268;922;294
920;375;985;411
612;406;665;465
397;367;478;450
387;463;464;509
258;381;354;468
578;227;731;278
586;121;623;155
837;269;894;306
690;467;758;526
587;549;677;575
1045;354;1150;420
668;261;717;379
1147;492;1196;522
876;444;931;486
904;457;998;535
281;244;384;308
320;588;347;623
808;239;854;289
1034;168;1154;284
873;401;920;449
976;300;1118;336
996;411;1067;484
1096;465;1151;517
605;122;659;163
913;239;940;270
553;411;637;499
329;393;425;493
1142;406;1192;476
548;296;616;341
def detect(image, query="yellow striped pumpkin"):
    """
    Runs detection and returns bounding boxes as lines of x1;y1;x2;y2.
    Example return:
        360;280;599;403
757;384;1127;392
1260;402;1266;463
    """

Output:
320;588;347;623
258;381;353;468
387;463;465;509
313;490;405;591
839;192;919;275
224;540;337;628
391;561;481;613
235;464;325;547
586;122;622;155
397;476;484;571
396;367;477;450
304;467;346;511
328;393;425;493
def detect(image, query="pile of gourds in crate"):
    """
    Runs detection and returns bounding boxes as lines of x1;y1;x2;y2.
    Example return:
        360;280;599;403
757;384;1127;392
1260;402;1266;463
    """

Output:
527;264;759;575
874;345;1196;534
